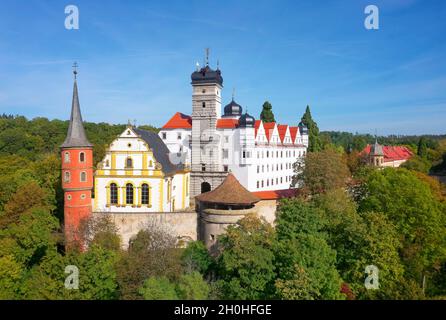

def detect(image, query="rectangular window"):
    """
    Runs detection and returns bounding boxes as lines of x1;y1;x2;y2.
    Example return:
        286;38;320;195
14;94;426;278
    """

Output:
162;132;167;140
257;166;260;173
225;136;229;143
202;164;206;172
223;165;228;172
223;149;229;159
261;180;264;187
243;151;246;158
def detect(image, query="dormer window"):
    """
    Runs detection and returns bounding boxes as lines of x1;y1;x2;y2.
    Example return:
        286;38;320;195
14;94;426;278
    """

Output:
127;130;131;135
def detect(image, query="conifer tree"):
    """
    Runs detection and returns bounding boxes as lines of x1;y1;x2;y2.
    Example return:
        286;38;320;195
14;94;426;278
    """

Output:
300;105;322;152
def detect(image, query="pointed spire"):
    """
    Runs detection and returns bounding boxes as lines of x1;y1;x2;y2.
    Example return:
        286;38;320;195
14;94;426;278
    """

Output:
61;65;93;148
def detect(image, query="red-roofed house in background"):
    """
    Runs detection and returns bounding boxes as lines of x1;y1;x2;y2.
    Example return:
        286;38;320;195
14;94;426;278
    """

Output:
362;140;413;168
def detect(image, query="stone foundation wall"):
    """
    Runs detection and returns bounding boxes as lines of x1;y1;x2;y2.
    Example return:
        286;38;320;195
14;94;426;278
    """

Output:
93;211;198;248
93;199;278;250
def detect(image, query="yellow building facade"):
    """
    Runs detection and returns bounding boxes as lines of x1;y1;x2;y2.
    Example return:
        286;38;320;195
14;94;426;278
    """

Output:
94;126;190;213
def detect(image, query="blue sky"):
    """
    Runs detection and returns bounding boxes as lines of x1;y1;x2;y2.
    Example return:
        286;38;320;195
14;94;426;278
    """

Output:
0;0;445;134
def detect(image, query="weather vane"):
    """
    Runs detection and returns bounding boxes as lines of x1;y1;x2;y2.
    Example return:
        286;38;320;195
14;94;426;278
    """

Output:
72;62;78;79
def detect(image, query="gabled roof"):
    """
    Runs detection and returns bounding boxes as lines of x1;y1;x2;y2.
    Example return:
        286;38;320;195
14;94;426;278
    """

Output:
217;118;239;129
362;144;413;162
277;125;288;143
263;122;276;141
133;128;185;175
195;173;260;205
254;120;262;137
162;112;192;129
61;79;93;148
289;127;299;142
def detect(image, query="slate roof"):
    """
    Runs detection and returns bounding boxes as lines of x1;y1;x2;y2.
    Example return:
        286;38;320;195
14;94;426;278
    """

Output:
61;79;93;148
191;65;223;86
133;128;185;175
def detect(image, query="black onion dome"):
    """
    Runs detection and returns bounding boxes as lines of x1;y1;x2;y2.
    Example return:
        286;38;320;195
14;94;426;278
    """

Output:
239;112;255;128
191;65;223;86
223;99;243;117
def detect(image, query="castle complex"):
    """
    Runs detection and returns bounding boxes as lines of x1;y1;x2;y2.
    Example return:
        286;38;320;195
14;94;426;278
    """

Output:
61;58;309;248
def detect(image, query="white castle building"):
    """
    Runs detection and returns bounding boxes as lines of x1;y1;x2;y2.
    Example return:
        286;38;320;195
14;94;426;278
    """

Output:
159;61;309;197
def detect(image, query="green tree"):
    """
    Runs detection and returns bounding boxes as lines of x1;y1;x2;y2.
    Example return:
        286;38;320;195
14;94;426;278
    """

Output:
177;271;210;300
300;105;322;152
116;224;182;299
260;101;276;123
139;276;178;300
216;214;276;299
359;168;446;290
417;137;428;158
274;198;343;300
182;241;213;275
293;149;350;194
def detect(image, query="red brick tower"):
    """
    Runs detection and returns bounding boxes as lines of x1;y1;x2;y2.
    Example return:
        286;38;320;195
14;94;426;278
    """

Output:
61;64;93;246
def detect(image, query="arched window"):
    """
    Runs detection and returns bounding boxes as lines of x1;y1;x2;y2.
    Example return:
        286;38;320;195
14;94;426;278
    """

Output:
110;183;118;204
80;171;87;182
126;183;134;204
79;152;85;163
141;184;149;205
64;152;70;163
64;171;70;183
105;159;110;167
202;101;206;108
201;182;211;193
126;157;133;168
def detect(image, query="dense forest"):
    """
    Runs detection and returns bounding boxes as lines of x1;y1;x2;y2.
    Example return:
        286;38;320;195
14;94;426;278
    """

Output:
0;113;445;300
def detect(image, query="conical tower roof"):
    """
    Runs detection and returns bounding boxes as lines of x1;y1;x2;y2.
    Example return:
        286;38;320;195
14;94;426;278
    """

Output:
61;73;93;148
196;173;260;206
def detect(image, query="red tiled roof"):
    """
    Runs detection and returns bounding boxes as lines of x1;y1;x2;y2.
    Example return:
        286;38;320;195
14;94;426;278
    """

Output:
252;188;299;200
289;127;298;142
217;118;239;129
263;122;276;141
362;145;413;162
255;120;262;137
162;112;192;129
277;125;288;142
